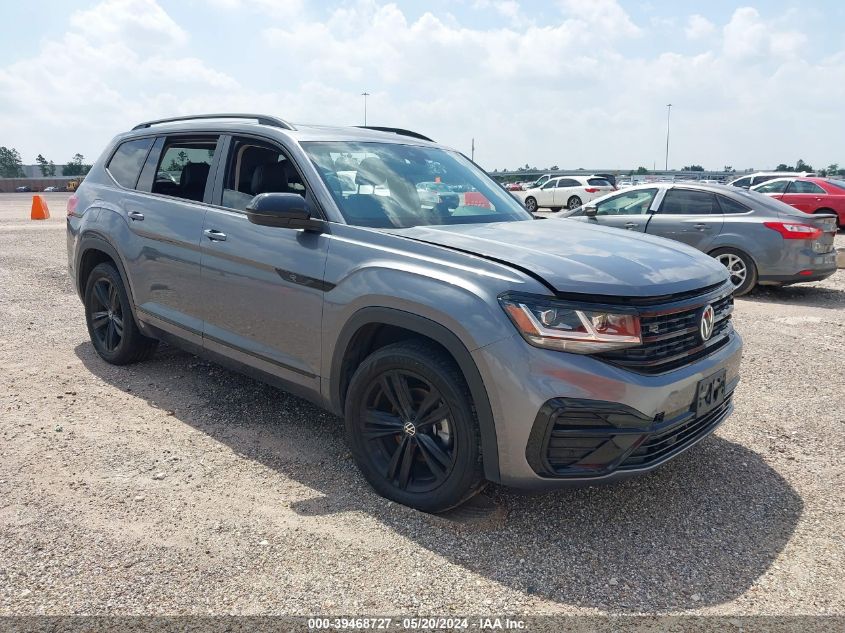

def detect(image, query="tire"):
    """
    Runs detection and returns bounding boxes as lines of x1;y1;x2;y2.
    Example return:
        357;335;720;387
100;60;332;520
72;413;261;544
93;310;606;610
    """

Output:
710;247;757;296
84;262;158;365
524;196;538;213
567;195;582;210
344;341;485;513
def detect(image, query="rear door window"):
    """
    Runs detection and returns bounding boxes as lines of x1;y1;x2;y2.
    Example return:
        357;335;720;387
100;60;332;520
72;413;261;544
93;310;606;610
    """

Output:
657;189;718;214
107;138;154;189
152;137;219;202
557;178;580;188
786;180;825;194
587;178;611;187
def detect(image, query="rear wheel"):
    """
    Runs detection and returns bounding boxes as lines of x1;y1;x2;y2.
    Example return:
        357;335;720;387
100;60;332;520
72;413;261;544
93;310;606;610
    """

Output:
84;263;157;364
524;196;538;213
567;195;582;210
344;341;485;513
710;248;757;296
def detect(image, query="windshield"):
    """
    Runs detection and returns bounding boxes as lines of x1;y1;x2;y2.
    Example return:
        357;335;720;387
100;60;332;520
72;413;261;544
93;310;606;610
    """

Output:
303;141;532;228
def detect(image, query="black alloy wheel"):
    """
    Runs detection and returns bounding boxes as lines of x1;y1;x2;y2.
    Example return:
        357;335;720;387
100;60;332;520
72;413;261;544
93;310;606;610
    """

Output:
84;262;158;364
344;341;485;512
89;277;124;353
360;369;456;493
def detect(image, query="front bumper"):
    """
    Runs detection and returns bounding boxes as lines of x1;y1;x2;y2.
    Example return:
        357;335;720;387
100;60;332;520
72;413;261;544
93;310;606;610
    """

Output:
472;329;743;489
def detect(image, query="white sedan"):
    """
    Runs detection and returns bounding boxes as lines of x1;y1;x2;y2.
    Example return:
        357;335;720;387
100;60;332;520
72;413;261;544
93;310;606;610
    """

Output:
518;175;615;212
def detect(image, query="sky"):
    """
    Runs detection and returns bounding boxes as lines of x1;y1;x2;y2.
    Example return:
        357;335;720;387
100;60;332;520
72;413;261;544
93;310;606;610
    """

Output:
1;0;844;172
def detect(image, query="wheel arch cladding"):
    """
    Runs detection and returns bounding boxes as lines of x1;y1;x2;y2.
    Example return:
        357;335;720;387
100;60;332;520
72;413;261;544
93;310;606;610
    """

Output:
331;307;501;483
77;234;139;322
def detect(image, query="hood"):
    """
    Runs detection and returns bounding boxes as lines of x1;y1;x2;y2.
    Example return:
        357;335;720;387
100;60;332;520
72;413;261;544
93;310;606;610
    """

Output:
392;218;728;297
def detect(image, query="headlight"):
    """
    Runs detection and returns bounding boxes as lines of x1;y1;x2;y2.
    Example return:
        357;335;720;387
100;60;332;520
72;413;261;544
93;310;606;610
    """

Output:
499;293;641;353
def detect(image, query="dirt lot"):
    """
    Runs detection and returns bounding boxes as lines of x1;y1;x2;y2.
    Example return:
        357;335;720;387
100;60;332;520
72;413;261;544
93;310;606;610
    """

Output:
1;192;843;616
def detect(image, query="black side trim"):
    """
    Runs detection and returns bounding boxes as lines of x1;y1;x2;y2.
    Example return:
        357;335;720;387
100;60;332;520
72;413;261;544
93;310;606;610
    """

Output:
76;232;141;324
330;307;501;483
275;268;336;292
136;306;318;379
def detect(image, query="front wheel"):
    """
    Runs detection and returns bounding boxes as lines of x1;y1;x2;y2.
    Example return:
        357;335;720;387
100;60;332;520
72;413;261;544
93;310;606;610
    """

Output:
524;196;538;213
567;195;582;210
344;341;485;513
711;248;757;296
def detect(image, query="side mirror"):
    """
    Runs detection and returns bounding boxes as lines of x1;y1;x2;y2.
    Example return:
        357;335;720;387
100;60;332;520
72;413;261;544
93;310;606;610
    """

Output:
583;205;598;217
245;193;324;231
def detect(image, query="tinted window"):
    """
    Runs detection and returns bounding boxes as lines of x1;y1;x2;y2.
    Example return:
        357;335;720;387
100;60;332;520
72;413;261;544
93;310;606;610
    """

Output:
303;141;532;228
717;196;750;214
152;138;218;202
542;179;559;189
107;138;153;189
595;188;657;216
557;178;580;187
731;177;751;188
587;178;611;186
754;180;789;194
220;138;308;212
658;189;718;215
751;175;779;186
787;180;825;194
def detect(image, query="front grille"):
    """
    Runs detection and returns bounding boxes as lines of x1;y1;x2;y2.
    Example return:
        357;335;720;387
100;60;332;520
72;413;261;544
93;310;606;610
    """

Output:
597;287;734;374
619;393;733;470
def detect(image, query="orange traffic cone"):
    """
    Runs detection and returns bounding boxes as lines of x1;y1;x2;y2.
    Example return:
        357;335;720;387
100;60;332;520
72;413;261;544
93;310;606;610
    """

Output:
31;195;50;220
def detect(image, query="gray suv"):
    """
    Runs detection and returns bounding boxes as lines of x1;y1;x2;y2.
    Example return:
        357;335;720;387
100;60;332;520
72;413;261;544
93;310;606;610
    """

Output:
67;114;742;512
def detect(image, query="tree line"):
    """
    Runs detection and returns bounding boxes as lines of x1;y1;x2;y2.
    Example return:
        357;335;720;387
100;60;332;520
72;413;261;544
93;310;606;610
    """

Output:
0;146;92;178
491;159;845;177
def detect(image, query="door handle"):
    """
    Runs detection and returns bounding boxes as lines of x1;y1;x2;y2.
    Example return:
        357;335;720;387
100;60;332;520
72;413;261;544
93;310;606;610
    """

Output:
203;229;227;242
694;223;709;231
127;211;145;221
624;222;638;229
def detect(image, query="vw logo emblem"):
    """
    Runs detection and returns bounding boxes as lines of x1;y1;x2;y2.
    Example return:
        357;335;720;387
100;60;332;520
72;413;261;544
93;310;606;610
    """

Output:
699;304;715;342
403;421;416;436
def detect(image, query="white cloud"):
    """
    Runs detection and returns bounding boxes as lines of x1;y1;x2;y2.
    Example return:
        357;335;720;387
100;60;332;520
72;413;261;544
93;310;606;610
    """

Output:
0;0;843;171
722;7;806;60
685;14;715;40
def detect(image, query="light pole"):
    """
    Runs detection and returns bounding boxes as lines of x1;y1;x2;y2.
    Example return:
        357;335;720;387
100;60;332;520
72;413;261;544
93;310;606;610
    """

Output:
361;91;370;126
665;103;672;172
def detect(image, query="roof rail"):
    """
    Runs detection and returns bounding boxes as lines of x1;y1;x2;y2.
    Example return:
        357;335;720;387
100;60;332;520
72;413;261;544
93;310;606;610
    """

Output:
355;126;434;142
132;113;296;131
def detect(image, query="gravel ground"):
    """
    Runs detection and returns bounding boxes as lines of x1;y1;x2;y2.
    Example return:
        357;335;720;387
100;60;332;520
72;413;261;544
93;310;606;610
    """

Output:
0;192;843;616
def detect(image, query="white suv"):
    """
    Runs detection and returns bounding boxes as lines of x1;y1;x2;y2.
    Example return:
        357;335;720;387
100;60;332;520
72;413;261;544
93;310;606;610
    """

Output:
520;175;615;212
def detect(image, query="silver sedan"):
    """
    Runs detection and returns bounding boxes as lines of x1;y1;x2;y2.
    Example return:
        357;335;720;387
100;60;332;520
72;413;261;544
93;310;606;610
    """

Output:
558;183;838;295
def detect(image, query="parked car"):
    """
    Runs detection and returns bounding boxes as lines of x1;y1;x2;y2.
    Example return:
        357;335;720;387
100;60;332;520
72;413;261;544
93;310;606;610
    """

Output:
68;113;741;512
751;177;844;229
521;175;615;212
592;173;617;188
416;181;460;210
728;171;811;189
561;183;838;295
43;186;59;192
15;186;31;192
617;180;634;189
505;182;523;191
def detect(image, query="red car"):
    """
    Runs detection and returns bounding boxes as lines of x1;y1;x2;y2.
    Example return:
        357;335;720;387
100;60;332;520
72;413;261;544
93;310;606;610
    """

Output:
751;177;845;229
